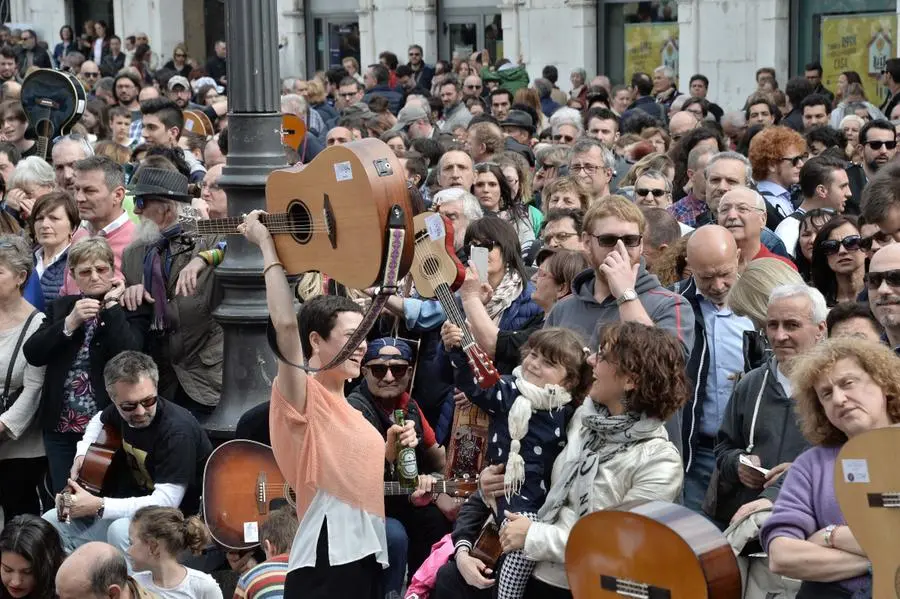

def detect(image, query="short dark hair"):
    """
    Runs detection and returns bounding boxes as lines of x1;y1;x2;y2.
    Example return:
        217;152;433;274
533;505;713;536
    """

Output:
378;51;399;70
73;155;126;191
584;107;619;130
402;154;428;186
395;64;412;78
859;118;897;145
805;61;824;76
756;67;776;81
543;208;584;235
489;88;513;104
325;67;349;87
367;64;389;86
441;76;460;91
108;105;131;121
798;154;847;198
297;295;364;359
826;301;883;337
0;47;16;61
801;93;830;112
140;97;184;137
29;190;80;240
689;74;709;88
0;141;21;166
630;72;653;97
641;207;682;249
885;58;900;85
542;65;559;84
339;76;361;91
259;506;299;555
804;127;847;157
862;161;900;225
786;76;814;108
745;94;780;123
89;551;129;595
682;97;710;118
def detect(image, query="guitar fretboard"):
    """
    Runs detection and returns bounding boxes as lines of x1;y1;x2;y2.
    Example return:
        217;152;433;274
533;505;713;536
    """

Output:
384;480;457;495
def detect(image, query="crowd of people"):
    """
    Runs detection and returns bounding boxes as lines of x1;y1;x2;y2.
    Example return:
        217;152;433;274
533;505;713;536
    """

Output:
0;14;897;599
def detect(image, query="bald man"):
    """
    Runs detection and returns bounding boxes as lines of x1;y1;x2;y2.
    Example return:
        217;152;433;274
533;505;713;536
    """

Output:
676;224;756;513
56;542;152;599
200;163;227;219
868;243;900;349
668;110;700;144
717;187;797;271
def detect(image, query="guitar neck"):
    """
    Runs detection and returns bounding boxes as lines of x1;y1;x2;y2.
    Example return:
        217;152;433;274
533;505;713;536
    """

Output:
35;137;50;161
433;283;483;354
196;213;280;235
384;480;455;496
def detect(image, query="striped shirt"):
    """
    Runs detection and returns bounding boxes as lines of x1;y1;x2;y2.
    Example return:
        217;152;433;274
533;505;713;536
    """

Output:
233;555;289;599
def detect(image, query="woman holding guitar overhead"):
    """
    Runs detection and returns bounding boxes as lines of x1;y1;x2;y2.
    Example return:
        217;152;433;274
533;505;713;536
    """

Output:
238;210;419;599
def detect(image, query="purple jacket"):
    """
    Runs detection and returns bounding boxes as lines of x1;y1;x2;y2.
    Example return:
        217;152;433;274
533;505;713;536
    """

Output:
759;445;868;594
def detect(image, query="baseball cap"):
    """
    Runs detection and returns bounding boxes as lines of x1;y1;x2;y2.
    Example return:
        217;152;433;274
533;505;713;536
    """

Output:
167;75;190;91
390;103;430;132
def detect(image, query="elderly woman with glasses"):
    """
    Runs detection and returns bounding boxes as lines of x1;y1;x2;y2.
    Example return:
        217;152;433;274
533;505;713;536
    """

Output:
6;156;56;223
810;216;865;306
0;235;46;523
23;237;150;494
761;337;900;598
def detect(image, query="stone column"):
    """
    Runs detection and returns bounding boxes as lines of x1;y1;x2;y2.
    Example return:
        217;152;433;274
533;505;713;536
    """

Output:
203;0;286;438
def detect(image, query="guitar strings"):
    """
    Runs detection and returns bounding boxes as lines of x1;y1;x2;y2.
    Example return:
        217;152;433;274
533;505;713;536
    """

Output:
413;240;478;348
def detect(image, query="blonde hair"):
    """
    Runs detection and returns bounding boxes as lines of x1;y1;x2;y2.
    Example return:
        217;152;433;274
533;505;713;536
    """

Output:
541;175;593;212
306;79;327;104
790;337;900;446
620;152;675;187
726;258;805;328
583;194;645;235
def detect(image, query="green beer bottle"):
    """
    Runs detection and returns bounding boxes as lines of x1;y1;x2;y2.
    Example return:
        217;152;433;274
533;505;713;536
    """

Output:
394;409;419;488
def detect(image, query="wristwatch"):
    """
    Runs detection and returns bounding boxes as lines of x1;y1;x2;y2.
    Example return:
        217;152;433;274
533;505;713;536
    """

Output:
823;524;837;547
616;288;638;306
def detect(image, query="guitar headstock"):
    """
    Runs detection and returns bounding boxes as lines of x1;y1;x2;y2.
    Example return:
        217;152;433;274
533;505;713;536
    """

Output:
445;474;480;498
465;344;501;389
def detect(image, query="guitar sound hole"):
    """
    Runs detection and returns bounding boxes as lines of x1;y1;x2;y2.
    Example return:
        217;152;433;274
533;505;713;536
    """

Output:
422;256;441;277
286;201;312;244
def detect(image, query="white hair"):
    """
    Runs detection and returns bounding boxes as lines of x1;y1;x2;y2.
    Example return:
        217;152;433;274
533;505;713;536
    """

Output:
721;111;747;128
550;107;584;136
8;156;55;189
433;188;483;221
281;93;308;117
705;151;755;187
768;284;828;324
840;114;865;130
52;134;94;160
654;65;676;79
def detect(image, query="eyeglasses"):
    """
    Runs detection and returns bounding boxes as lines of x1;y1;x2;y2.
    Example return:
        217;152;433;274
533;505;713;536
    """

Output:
717;203;765;216
542;231;578;245
635;188;667;198
819;235;861;256
569;163;601;175
859;231;892;251
780;155;808;167
74;264;112;278
465;84;482;90
474;162;499;170
174;53;186;58
117;395;158;412
553;134;576;144
408;52;421;57
590;233;642;248
365;363;411;379
866;140;897;151
199;182;221;191
867;268;900;289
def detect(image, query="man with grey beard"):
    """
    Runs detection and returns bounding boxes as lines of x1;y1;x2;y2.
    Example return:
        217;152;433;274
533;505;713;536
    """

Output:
119;165;225;417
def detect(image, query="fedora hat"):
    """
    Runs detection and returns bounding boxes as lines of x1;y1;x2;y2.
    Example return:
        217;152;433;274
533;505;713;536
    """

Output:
128;167;193;202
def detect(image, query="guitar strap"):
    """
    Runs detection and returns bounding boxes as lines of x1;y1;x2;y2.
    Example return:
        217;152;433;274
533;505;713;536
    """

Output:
266;206;407;373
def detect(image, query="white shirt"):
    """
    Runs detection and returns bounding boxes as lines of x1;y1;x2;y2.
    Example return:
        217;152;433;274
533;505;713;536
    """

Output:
288;489;388;570
776;363;792;397
93;38;104;64
774;213;803;258
88;210;131;236
678;222;695;236
34;244;70;278
132;569;222;599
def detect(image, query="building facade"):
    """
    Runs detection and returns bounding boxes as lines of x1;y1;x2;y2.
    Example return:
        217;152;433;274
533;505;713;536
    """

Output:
12;0;900;112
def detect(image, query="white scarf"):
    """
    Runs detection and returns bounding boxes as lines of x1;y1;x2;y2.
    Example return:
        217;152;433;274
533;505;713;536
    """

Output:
503;366;573;500
484;269;523;324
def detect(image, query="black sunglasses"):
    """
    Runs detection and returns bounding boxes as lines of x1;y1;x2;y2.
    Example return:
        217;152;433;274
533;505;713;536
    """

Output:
780;154;807;167
635;188;667;198
866;140;897;151
859;231;892;252
118;395;158;412
591;234;642;248
366;364;411;379
820;235;861;256
866;268;900;289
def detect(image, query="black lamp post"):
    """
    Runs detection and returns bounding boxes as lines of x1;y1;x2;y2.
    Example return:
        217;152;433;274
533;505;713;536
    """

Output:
203;0;286;438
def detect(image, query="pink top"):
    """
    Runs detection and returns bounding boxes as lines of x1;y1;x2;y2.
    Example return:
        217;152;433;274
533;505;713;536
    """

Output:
59;217;136;296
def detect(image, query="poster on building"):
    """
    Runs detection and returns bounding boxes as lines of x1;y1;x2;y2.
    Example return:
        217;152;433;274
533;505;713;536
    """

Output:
624;23;679;81
821;13;896;106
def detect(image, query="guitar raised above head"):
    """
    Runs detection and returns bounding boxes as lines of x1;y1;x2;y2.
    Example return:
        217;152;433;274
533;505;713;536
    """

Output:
21;68;87;161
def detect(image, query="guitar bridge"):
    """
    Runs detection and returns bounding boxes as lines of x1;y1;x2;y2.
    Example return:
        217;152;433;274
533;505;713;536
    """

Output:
600;575;670;599
256;471;268;515
323;194;336;249
868;492;900;508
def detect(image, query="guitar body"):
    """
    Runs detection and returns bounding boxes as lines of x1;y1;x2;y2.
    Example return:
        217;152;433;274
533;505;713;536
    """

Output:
264;138;415;289
834;427;900;599
77;423;122;495
203;439;294;550
410;212;465;297
566;500;741;599
21;68;86;160
281;114;307;150
183;109;215;137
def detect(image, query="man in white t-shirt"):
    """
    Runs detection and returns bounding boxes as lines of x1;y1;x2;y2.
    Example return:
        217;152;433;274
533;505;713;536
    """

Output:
774;154;852;258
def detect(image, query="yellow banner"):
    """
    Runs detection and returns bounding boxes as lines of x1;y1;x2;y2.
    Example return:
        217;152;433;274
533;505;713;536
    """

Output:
821;13;896;107
624;23;679;81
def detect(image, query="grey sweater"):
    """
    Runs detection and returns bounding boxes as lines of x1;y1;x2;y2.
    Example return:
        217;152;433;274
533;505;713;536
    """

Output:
0;311;46;461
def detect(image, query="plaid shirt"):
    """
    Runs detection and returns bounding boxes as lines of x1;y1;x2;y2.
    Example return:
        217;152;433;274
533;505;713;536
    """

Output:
668;192;707;227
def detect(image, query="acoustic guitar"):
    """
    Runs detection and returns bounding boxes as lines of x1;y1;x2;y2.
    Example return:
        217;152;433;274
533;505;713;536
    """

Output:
281;113;307;150
566;499;741;599
57;423;123;522
834;427;900;598
203;439;478;549
21;68;86;160
409;212;500;388
185;138;415;289
183;109;215;138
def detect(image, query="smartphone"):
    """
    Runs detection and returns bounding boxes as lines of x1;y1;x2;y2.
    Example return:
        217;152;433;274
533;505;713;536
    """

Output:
470;246;489;283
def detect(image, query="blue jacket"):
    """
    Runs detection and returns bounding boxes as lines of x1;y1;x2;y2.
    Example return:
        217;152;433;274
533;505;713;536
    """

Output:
449;346;571;517
23;271;44;312
410;64;435;92
363;85;404;115
312;102;340;131
622;96;667;125
540;97;560;119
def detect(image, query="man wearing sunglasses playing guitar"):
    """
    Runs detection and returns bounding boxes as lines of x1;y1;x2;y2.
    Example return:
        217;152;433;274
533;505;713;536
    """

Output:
43;350;212;563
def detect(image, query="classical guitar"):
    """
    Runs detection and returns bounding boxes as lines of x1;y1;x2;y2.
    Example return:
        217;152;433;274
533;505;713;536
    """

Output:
203;439;478;549
183;109;215;138
281;113;307;150
566;499;741;599
57;423;123;522
21;68;86;161
834;427;900;599
186;138;415;290
409;212;500;388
